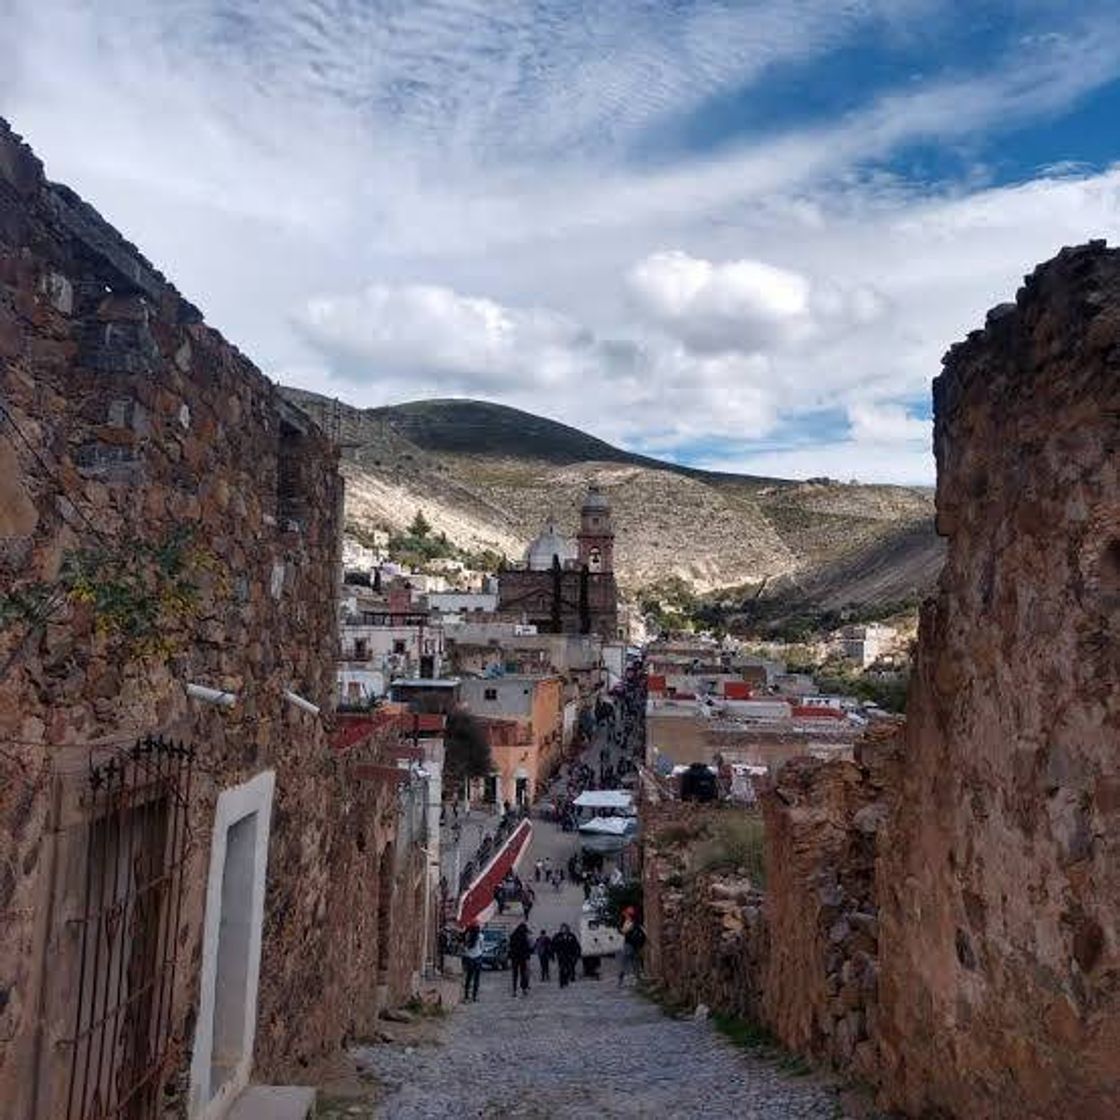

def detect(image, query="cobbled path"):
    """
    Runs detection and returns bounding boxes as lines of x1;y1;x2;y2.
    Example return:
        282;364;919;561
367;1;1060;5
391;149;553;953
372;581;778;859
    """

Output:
358;968;842;1119
360;715;844;1119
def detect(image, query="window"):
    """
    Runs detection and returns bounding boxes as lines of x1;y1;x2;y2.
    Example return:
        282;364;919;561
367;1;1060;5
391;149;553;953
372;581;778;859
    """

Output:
276;417;307;531
393;639;407;655
484;688;498;701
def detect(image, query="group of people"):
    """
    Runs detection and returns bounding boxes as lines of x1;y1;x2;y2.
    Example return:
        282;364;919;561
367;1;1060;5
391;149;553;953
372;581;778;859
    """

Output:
459;919;591;1002
509;921;584;996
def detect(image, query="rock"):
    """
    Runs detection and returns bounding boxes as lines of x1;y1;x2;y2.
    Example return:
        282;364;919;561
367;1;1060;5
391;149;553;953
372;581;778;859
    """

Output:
852;803;887;836
379;1008;416;1024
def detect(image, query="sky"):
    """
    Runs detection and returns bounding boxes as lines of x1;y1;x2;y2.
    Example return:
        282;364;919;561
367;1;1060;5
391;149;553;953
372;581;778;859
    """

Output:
4;1;1120;484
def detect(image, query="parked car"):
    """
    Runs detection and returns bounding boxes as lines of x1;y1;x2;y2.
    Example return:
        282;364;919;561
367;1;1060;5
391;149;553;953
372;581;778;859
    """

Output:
478;926;510;970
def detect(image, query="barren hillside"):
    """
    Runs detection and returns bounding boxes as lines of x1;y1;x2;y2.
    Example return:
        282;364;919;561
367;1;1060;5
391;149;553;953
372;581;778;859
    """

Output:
282;389;943;602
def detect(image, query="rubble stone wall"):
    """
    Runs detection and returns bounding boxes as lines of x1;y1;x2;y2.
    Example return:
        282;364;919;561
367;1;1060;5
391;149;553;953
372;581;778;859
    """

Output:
0;118;418;1116
643;730;898;1078
760;733;899;1082
641;800;767;1021
647;244;1120;1118
875;242;1120;1119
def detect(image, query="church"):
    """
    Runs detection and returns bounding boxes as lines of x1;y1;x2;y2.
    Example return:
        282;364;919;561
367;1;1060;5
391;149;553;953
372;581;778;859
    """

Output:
498;484;621;640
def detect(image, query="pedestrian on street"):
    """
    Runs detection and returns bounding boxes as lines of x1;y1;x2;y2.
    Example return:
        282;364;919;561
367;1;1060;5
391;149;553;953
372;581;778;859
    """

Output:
534;859;543;883
461;922;483;1002
553;923;582;988
534;929;553;981
509;921;533;997
618;909;646;988
523;885;535;923
494;882;506;916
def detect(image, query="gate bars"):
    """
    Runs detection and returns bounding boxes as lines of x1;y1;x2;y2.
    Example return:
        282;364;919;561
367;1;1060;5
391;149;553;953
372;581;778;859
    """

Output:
63;735;194;1120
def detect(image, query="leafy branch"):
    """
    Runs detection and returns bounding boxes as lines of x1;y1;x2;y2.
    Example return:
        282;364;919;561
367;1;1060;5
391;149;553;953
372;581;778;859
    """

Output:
0;526;215;662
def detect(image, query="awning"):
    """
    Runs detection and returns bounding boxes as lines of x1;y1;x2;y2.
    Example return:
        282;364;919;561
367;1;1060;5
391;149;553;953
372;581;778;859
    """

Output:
573;790;633;810
578;816;635;837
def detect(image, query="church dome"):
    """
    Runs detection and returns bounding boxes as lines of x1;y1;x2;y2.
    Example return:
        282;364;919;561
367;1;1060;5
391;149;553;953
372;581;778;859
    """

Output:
582;484;610;512
525;524;577;570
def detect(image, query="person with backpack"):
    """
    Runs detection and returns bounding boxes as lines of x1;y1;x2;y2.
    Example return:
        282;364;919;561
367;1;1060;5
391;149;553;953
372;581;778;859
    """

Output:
509;920;533;997
461;922;483;1002
618;908;646;988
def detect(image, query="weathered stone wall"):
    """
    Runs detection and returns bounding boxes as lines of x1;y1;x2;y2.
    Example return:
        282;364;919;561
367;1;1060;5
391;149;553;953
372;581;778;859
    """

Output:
641;799;767;1021
643;244;1119;1117
875;243;1120;1119
642;729;897;1078
760;733;899;1082
0;117;418;1115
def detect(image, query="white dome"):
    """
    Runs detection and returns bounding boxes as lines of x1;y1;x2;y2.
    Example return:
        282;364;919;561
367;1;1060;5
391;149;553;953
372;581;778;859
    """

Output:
525;525;577;571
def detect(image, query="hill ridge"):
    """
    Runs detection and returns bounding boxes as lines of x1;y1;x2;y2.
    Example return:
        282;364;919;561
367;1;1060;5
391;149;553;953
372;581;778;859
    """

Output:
281;386;943;601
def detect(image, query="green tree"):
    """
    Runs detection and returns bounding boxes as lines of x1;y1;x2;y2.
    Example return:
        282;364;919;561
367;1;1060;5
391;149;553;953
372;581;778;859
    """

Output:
409;509;432;538
443;709;493;788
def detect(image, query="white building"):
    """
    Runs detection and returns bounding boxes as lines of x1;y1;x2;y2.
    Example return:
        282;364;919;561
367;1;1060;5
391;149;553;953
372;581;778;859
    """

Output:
841;623;898;668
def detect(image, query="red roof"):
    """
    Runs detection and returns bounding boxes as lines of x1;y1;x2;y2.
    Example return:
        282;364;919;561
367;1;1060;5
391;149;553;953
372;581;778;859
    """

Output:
791;705;846;720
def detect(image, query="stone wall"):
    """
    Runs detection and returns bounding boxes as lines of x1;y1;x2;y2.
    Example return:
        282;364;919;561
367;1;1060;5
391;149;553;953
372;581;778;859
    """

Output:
641;800;767;1021
642;727;898;1076
875;243;1120;1119
645;244;1120;1118
0;117;420;1116
760;731;899;1082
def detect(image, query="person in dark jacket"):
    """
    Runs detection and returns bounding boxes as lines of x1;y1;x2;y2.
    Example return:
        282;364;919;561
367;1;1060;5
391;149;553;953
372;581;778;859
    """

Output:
509;921;533;997
534;929;553;981
552;923;582;988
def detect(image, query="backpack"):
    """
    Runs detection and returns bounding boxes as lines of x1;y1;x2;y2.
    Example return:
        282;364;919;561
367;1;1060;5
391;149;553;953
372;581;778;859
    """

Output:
625;924;646;950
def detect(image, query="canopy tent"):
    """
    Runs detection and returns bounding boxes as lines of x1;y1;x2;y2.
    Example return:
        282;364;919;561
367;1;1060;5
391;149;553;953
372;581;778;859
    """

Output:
573;790;633;810
578;816;635;837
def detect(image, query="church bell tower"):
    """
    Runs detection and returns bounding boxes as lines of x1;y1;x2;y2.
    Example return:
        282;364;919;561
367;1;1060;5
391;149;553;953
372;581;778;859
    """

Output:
577;484;614;573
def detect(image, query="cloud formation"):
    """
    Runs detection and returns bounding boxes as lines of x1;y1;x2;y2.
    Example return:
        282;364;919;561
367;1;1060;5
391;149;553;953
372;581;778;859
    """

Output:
5;0;1120;483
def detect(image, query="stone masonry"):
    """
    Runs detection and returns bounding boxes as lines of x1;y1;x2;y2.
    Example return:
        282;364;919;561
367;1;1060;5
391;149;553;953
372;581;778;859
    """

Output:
0;118;422;1117
643;243;1120;1119
875;242;1120;1119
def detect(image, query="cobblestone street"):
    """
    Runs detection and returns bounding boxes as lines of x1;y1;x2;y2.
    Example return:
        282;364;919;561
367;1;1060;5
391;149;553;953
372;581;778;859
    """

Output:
359;715;845;1119
357;961;845;1119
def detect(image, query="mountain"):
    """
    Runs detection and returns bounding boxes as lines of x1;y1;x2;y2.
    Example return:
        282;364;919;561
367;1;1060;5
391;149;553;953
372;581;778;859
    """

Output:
282;388;944;606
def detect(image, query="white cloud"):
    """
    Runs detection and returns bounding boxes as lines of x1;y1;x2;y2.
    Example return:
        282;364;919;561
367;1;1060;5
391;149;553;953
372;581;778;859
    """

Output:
298;284;616;390
627;252;811;352
3;0;1120;485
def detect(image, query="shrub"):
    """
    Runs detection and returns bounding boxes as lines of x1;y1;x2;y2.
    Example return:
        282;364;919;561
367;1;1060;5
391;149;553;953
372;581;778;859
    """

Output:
693;813;766;885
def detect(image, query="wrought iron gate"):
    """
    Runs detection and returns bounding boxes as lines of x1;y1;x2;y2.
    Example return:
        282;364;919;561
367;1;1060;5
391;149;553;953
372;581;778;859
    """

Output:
62;735;194;1120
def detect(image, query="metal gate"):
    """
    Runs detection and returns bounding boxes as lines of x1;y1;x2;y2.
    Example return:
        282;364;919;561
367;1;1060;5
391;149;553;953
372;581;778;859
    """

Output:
62;735;194;1120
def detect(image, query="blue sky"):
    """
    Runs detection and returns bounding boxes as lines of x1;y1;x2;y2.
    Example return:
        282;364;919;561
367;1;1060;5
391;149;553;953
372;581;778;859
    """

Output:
4;0;1120;483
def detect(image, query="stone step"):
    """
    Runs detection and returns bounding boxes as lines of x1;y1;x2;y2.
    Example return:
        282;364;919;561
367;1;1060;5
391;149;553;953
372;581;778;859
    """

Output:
226;1085;316;1120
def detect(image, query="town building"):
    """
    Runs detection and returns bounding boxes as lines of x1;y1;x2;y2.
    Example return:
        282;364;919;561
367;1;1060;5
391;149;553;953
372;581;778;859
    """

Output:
0;121;427;1120
460;675;565;806
338;579;445;705
840;622;898;667
497;484;621;640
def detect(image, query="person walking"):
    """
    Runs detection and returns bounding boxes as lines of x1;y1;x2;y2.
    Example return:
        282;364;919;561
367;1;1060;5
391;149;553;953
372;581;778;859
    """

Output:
494;882;506;916
534;929;553;981
509;921;533;998
534;859;543;883
553;923;582;988
523;885;535;923
618;909;646;988
461;922;483;1002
